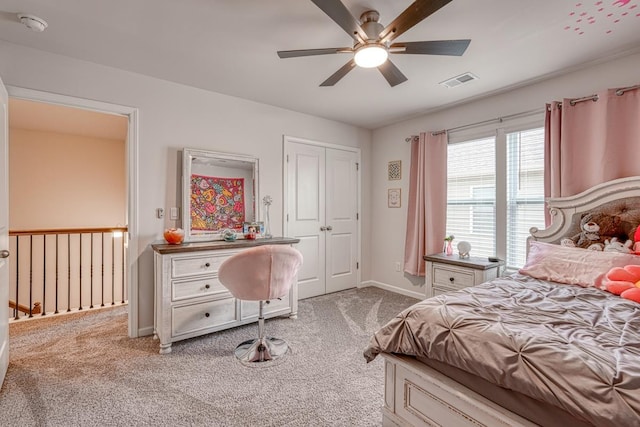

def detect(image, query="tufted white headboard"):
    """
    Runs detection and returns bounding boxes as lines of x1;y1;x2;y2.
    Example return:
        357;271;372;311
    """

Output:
529;176;640;246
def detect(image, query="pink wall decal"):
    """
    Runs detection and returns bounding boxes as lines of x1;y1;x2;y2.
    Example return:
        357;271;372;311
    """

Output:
565;0;639;34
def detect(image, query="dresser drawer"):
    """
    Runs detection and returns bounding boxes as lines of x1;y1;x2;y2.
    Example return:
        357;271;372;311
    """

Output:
241;294;291;320
171;252;235;279
172;276;230;302
433;266;474;289
172;298;237;337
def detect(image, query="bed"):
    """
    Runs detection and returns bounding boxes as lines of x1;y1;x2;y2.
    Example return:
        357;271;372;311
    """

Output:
364;176;640;427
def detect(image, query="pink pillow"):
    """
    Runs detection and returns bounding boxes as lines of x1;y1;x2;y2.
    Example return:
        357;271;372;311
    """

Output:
519;241;640;288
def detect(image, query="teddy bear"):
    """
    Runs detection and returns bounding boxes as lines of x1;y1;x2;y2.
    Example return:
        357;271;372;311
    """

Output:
561;211;631;250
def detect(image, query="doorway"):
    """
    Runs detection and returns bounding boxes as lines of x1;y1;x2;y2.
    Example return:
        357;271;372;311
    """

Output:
7;86;139;337
284;135;361;299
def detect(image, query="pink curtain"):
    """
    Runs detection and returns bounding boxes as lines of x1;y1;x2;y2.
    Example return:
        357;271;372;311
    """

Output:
545;87;640;204
403;131;448;276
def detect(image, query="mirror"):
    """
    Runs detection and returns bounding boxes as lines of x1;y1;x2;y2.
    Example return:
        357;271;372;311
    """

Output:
182;148;259;241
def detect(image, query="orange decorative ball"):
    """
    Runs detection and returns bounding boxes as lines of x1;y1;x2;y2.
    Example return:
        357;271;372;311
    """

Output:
164;228;185;245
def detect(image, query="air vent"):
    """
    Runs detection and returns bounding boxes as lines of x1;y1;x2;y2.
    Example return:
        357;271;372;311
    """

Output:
439;72;478;88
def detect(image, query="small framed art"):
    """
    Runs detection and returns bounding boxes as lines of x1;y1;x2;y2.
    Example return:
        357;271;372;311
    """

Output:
388;188;401;208
243;222;265;238
388;160;401;180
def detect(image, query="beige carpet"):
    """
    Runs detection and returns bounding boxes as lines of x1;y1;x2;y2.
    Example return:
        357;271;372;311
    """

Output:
1;287;419;427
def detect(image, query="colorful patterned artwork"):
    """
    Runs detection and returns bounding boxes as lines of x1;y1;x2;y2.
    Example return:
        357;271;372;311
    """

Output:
190;175;245;231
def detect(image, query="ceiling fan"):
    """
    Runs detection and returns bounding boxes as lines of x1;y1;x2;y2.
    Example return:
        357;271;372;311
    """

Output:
277;0;470;87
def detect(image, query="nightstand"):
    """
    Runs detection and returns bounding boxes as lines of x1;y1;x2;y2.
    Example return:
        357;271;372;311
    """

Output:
423;253;503;298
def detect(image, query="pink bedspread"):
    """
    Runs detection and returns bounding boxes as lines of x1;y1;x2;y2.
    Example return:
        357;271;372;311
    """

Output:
364;273;640;426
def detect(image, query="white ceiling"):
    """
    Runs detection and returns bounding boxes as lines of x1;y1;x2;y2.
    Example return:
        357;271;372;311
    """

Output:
0;0;639;129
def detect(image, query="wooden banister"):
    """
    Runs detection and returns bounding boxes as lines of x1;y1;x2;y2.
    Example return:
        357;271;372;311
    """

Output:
10;226;127;237
9;300;42;315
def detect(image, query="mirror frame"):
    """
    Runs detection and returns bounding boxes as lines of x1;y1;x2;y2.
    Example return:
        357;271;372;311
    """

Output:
182;148;259;241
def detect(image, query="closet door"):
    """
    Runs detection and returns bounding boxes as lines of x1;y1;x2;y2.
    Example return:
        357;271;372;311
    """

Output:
286;143;326;299
325;149;358;293
285;139;359;299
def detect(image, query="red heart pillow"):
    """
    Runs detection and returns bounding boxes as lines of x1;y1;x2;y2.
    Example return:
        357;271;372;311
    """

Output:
603;265;640;303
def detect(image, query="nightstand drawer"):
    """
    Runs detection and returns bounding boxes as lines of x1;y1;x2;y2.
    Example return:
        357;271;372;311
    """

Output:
433;266;474;289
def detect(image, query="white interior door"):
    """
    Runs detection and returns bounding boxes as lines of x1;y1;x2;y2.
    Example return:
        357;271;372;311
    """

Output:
0;76;9;387
325;149;358;293
286;143;326;299
285;138;359;299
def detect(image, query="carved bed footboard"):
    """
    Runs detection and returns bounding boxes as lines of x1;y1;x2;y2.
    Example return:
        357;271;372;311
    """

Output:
382;354;536;427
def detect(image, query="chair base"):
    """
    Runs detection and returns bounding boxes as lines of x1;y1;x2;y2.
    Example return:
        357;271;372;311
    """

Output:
234;337;289;363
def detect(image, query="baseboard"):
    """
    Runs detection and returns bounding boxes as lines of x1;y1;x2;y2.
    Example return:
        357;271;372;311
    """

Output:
137;326;154;337
360;280;424;300
0;338;8;386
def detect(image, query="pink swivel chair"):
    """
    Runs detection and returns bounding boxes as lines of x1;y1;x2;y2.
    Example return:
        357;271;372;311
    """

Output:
218;245;303;363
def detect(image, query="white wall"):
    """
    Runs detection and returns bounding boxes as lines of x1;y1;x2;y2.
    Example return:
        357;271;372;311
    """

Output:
9;128;126;230
0;40;372;335
370;51;640;295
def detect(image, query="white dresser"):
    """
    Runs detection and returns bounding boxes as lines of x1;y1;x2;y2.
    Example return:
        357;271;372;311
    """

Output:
424;253;503;298
152;237;299;354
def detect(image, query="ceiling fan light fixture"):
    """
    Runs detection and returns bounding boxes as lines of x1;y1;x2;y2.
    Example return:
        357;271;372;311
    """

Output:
354;44;388;68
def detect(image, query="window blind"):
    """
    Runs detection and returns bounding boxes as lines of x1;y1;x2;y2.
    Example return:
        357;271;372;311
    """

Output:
506;128;545;268
445;123;545;269
446;137;496;258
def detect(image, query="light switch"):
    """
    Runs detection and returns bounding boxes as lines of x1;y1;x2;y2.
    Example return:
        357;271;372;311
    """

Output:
170;207;180;220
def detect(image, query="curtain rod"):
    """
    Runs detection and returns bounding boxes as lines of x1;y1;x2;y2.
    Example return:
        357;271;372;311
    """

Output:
547;83;640;110
405;107;543;141
406;83;639;141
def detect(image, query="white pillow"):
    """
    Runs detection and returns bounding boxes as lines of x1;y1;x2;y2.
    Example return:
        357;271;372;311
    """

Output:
519;241;640;288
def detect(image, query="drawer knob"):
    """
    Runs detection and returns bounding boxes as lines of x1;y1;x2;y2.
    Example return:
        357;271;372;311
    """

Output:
449;277;454;282
204;284;210;289
205;312;210;318
204;262;211;268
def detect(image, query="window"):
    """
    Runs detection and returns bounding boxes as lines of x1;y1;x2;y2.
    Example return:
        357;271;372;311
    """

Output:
446;124;545;270
446;137;495;257
506;128;545;268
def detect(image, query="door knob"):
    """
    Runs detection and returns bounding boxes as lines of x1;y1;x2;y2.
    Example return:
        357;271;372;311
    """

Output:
0;250;9;259
320;226;327;231
326;226;333;231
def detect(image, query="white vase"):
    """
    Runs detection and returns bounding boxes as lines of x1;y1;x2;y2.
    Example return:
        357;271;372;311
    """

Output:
264;205;272;238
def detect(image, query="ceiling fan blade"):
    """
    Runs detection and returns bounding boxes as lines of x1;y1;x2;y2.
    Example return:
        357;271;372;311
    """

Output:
391;40;471;56
278;47;351;58
378;60;408;87
310;0;368;42
320;59;357;86
379;0;453;44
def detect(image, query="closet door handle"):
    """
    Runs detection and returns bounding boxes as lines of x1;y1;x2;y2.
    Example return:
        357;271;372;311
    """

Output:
320;226;327;231
326;226;333;231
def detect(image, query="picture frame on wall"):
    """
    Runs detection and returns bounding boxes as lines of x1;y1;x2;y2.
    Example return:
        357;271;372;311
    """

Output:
388;188;401;208
388;160;401;180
